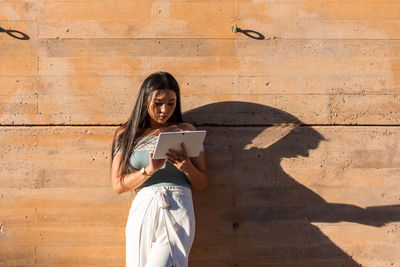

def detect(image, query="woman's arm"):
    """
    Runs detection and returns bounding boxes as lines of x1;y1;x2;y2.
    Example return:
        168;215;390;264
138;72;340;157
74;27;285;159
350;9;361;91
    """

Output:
167;144;208;190
184;150;208;190
111;154;148;194
167;123;208;190
111;149;166;194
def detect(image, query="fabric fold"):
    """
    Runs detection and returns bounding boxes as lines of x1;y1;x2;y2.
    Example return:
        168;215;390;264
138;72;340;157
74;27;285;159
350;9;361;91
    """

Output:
125;186;195;267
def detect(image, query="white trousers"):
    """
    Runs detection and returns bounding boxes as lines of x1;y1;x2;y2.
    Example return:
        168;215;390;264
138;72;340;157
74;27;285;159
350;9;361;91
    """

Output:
125;186;195;267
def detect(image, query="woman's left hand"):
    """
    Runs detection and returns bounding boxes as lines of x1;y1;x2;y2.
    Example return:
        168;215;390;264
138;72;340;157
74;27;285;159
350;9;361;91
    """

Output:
166;143;193;173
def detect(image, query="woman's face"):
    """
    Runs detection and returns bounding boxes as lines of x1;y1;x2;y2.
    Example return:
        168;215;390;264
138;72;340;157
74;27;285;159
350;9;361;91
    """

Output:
147;89;177;127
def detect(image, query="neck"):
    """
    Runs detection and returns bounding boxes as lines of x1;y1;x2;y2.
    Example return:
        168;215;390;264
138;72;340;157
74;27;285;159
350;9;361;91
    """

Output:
148;119;170;129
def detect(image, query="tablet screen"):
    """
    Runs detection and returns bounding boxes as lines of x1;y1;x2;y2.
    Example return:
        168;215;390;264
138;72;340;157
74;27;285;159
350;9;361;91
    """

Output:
152;130;206;159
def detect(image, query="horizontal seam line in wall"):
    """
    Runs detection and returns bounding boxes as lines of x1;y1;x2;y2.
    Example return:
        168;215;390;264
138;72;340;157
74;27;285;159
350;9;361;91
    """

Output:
2;94;400;97
32;36;400;41
0;75;397;78
0;124;399;127
8;37;400;41
191;124;400;127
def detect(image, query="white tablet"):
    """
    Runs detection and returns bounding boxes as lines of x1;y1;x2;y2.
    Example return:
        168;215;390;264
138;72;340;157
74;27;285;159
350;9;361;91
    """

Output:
152;130;206;159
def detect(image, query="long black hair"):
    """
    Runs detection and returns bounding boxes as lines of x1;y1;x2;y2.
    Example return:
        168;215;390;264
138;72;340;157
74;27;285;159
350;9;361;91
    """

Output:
111;71;183;185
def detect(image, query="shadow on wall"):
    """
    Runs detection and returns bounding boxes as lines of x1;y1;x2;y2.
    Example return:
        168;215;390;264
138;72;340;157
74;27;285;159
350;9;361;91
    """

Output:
184;101;400;266
0;26;30;40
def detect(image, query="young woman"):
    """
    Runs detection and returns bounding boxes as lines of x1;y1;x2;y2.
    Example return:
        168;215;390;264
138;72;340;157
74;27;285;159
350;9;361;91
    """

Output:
110;72;207;267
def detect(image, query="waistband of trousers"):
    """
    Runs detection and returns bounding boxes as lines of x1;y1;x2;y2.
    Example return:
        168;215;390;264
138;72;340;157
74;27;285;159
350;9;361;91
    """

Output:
135;185;191;194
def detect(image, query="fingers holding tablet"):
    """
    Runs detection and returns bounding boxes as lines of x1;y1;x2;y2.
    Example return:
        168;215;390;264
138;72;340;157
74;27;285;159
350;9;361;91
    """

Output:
147;146;167;174
167;143;187;161
167;143;191;172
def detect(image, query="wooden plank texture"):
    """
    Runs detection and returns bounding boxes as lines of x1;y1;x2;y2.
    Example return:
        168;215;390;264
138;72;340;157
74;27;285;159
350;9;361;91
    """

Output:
2;76;399;125
222;125;400;266
2;0;400;265
4;38;400;58
21;1;400;39
0;57;37;76
35;246;125;266
36;56;398;76
38;3;233;39
0;245;34;266
0;126;399;266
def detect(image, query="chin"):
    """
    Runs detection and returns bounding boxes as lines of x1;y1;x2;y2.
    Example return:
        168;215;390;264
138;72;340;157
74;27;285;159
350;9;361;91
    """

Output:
158;119;169;125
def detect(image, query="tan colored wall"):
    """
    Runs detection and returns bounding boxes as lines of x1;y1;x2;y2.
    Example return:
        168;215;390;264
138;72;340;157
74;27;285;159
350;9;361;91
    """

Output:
1;1;400;266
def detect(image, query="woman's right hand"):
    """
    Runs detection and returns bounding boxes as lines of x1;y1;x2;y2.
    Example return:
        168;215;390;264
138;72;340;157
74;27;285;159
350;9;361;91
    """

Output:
146;147;167;175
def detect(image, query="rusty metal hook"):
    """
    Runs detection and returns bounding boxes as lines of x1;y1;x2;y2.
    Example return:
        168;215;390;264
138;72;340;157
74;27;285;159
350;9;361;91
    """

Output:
0;26;30;40
231;24;265;40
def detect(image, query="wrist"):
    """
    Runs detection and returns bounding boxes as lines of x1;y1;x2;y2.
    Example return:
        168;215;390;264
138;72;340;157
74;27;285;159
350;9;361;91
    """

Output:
140;167;152;178
144;166;155;176
182;161;195;176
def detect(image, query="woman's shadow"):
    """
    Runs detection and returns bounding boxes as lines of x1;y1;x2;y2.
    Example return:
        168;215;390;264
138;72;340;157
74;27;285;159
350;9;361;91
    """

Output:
184;101;400;266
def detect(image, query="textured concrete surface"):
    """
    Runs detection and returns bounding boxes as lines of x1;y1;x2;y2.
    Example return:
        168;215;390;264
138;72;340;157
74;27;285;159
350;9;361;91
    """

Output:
1;1;400;266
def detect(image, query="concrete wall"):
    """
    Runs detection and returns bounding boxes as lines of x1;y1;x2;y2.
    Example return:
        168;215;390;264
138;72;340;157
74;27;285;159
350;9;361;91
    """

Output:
1;1;400;266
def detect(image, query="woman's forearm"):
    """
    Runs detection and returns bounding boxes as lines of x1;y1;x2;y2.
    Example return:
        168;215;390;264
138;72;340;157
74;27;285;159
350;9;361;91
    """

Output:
114;167;152;194
183;161;208;190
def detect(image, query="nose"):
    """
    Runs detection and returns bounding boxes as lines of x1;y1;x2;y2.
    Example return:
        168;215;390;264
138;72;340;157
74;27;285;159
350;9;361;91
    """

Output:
160;104;167;113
